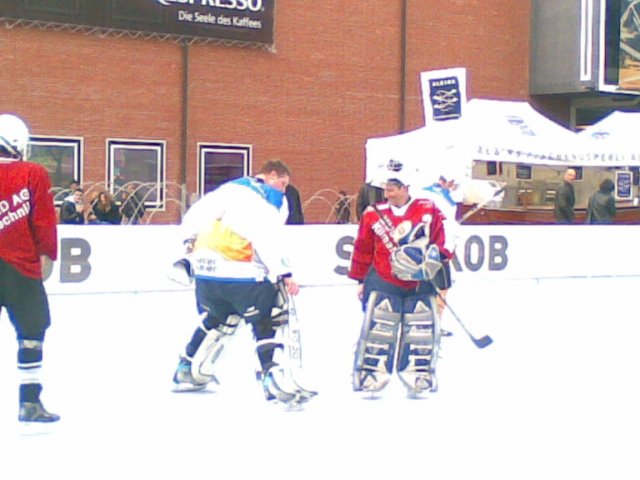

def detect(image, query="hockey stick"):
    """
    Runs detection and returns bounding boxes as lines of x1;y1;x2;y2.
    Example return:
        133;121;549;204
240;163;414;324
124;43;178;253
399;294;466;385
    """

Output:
458;187;506;224
436;292;493;349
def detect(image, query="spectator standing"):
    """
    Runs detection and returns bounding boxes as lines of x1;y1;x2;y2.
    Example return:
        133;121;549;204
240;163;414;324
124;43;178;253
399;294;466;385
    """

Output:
285;183;304;224
586;178;616;224
355;182;384;220
554;168;577;224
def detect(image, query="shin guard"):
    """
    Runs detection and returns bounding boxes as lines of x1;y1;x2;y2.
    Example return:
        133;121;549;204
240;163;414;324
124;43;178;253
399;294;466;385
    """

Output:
190;314;241;384
352;291;402;392
396;294;440;395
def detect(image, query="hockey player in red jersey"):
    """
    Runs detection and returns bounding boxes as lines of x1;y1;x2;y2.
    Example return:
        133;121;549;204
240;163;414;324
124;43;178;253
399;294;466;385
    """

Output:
0;114;60;423
348;173;452;396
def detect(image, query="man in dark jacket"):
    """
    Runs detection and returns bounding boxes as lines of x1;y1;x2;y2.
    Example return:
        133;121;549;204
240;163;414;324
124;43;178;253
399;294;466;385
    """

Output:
59;188;86;224
554;168;577;224
285;183;304;224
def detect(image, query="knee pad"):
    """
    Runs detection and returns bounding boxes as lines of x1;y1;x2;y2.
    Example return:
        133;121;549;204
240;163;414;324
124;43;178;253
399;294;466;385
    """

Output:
397;294;440;394
18;339;43;369
18;339;43;385
190;314;241;384
352;291;402;392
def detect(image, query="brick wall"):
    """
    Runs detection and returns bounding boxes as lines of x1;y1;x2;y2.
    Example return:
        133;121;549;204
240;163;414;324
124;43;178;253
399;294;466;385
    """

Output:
0;0;531;223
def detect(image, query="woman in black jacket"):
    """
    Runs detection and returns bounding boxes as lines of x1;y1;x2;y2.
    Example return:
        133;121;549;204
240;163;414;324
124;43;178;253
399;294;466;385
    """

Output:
586;178;616;224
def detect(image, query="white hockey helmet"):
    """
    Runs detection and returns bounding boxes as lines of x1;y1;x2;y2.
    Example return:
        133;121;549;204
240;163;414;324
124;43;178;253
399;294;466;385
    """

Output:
0;114;30;161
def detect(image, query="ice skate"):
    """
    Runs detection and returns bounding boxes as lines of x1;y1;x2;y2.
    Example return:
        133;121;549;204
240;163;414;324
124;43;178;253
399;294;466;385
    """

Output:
354;369;391;393
172;357;208;392
399;371;437;398
260;367;308;406
291;379;318;401
19;401;60;423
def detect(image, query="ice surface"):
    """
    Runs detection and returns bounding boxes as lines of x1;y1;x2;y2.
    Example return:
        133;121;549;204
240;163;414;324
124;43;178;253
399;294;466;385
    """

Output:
1;277;639;480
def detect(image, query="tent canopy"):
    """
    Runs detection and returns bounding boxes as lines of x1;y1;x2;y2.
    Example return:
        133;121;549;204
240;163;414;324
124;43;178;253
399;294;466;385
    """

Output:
365;98;640;190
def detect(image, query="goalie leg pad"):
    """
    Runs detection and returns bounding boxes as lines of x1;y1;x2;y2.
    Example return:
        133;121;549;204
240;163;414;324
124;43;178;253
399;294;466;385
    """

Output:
189;314;242;385
396;294;441;395
254;339;310;404
352;291;403;392
270;285;317;400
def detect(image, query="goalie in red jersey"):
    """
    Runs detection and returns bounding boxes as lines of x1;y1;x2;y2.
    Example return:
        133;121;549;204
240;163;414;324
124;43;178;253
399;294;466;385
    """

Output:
348;173;452;396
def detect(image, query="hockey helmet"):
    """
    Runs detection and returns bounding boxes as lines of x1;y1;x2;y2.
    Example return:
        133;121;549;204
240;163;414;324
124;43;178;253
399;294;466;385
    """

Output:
0;114;30;161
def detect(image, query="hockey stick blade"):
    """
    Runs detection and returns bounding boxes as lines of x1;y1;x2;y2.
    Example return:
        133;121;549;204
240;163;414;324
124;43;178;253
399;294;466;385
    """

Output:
472;335;493;349
438;292;493;349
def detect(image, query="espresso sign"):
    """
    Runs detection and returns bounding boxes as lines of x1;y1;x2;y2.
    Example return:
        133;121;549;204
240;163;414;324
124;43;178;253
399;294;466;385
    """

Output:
0;0;275;46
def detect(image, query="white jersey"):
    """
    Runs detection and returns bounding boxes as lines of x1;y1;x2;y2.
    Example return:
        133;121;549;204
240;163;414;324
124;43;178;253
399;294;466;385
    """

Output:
417;183;462;253
181;177;291;282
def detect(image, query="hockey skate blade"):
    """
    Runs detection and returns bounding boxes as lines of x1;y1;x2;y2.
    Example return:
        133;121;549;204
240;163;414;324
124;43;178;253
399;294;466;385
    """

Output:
284;392;314;411
17;420;59;436
293;382;318;399
172;382;208;393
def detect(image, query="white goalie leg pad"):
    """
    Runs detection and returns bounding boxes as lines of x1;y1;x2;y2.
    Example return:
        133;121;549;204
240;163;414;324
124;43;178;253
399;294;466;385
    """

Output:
255;339;305;404
352;291;403;392
271;282;318;399
190;314;241;385
396;294;441;395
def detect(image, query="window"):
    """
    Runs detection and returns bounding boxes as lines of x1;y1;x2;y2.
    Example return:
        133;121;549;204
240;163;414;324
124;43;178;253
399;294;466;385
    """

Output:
573;166;583;181
515;164;532;180
29;136;82;204
486;161;503;176
198;143;252;196
107;139;165;209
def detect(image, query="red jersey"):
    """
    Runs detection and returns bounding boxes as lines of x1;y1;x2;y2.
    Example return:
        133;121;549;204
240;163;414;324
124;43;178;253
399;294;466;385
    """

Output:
348;198;449;289
0;160;58;279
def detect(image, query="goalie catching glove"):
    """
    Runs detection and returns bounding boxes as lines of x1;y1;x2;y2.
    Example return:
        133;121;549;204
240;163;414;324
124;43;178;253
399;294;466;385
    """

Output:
391;243;443;282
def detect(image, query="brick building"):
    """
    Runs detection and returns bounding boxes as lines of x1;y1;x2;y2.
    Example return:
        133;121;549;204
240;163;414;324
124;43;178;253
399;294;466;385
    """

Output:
1;1;633;223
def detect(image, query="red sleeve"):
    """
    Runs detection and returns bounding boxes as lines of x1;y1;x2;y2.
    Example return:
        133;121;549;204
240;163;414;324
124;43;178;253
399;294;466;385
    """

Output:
30;165;58;260
348;208;376;282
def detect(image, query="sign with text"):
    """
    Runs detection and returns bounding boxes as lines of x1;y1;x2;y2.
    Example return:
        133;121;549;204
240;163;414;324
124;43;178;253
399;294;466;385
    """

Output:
45;224;640;296
421;67;467;125
615;170;633;199
0;0;275;46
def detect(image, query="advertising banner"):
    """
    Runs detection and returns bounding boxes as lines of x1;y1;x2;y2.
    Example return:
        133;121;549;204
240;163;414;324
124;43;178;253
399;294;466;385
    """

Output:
0;0;275;47
44;224;640;296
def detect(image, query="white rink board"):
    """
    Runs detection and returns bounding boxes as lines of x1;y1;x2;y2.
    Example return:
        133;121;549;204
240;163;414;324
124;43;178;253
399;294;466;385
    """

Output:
46;224;640;295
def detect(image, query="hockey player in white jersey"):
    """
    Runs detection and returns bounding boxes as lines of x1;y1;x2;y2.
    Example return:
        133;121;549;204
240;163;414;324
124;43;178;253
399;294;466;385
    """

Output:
171;160;315;405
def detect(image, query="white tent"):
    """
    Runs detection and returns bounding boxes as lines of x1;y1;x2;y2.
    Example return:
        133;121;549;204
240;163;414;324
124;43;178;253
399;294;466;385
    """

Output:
461;98;579;167
578;111;640;166
364;98;578;188
364;125;466;188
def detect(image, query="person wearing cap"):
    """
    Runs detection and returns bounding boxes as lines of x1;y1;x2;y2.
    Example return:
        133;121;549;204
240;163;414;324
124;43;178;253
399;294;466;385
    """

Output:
348;174;452;395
